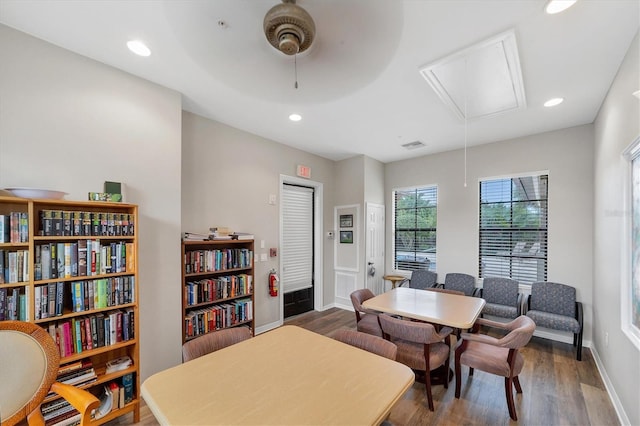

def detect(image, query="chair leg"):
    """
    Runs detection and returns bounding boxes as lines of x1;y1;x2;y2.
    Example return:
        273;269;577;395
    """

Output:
443;356;450;390
513;375;522;393
505;377;517;421
576;331;583;361
425;371;434;411
454;348;462;398
469;367;474;376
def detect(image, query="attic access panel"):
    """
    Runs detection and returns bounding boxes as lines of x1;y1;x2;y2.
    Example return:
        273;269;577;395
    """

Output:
419;30;526;121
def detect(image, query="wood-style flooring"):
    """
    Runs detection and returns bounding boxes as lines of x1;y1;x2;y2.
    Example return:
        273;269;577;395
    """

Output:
111;308;619;426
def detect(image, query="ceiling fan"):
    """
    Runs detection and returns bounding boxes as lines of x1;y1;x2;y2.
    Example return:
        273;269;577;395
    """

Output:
263;0;316;56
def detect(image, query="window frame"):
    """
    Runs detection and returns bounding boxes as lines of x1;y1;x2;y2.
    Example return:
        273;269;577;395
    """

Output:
478;172;549;284
392;184;438;273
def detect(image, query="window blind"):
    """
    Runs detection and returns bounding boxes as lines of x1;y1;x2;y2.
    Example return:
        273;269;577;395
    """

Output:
282;184;314;294
393;186;437;272
479;175;548;284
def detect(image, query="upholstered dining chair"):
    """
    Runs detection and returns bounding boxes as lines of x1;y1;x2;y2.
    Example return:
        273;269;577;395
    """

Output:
378;314;453;411
454;316;536;421
441;273;479;297
406;270;438;290
350;289;383;337
0;321;100;426
525;281;583;360
333;329;397;360
480;277;522;320
182;327;252;362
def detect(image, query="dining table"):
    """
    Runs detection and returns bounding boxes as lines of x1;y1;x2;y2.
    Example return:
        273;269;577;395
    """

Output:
141;325;415;425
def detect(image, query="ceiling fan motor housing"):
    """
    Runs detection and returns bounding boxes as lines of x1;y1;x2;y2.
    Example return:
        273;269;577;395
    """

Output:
264;0;315;55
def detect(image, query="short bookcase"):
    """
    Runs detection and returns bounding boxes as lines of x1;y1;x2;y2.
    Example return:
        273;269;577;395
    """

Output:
181;239;255;344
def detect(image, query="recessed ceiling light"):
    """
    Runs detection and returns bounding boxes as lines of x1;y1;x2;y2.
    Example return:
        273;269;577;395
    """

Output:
289;113;302;122
127;40;151;57
545;0;578;15
544;97;564;107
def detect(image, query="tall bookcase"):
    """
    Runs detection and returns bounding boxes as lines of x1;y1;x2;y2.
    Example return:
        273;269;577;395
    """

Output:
181;239;254;344
0;196;140;424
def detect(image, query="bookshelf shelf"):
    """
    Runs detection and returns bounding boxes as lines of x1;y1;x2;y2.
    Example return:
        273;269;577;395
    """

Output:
181;239;255;344
0;197;140;424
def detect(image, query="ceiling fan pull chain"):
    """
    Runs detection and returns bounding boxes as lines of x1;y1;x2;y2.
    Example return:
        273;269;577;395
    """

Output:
294;53;299;89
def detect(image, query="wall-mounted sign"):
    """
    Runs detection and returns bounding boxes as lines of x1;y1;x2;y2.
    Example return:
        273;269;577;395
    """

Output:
296;164;311;179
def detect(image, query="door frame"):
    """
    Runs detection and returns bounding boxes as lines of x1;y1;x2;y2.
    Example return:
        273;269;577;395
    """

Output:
279;175;324;324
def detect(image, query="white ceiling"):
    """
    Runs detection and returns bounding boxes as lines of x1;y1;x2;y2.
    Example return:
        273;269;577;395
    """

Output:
1;0;638;163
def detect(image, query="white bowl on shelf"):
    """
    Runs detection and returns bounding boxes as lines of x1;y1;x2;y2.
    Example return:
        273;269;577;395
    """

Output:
4;187;68;199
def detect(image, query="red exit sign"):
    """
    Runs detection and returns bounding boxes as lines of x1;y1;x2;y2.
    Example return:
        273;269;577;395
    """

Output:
296;164;311;179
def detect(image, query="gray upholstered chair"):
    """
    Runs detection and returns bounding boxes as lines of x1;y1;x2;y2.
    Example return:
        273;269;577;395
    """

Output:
525;281;583;360
405;270;438;290
480;277;522;319
441;273;479;297
182;327;252;362
333;329;397;360
454;316;536;421
0;321;100;426
350;289;383;337
425;287;464;296
379;314;452;411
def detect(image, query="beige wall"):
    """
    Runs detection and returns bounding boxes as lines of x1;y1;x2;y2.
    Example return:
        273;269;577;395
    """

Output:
0;24;183;380
181;112;336;326
385;125;595;342
593;31;640;426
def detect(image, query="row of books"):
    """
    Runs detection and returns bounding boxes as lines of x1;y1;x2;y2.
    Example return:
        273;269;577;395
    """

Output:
35;240;134;281
0;287;27;321
39;210;135;237
0;248;29;283
0;212;28;243
184;274;253;306
94;374;134;420
184;248;253;274
46;309;135;357
34;276;135;320
184;299;252;338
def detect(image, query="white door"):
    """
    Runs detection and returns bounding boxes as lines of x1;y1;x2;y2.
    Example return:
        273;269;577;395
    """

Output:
365;203;385;295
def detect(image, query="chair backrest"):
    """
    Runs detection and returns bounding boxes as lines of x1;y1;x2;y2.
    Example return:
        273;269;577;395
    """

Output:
492;316;536;349
182;327;252;362
444;273;476;296
333;329;397;360
483;277;519;306
0;321;60;426
409;270;438;290
529;281;576;317
350;288;376;315
378;314;440;344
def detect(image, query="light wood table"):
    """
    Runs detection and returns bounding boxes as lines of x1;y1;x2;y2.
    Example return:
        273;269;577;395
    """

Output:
141;325;414;425
382;274;408;289
362;287;486;329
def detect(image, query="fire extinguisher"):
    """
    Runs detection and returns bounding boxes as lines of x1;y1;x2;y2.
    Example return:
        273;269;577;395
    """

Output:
269;269;279;297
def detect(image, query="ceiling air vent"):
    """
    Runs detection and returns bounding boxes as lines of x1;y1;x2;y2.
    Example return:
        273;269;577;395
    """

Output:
401;140;425;150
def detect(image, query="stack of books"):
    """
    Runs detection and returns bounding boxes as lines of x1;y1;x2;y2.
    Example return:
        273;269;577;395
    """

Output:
56;360;97;387
183;232;209;241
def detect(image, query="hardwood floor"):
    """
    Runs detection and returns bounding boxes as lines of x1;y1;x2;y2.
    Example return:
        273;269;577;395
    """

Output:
114;308;618;425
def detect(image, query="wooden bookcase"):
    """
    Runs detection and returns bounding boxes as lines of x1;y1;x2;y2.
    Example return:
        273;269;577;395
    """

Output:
181;239;255;344
0;196;140;424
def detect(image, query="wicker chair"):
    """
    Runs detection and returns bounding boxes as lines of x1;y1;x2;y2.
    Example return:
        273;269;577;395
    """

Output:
182;327;252;362
0;321;100;426
350;289;383;337
333;329;397;360
455;316;536;421
525;281;583;360
379;314;452;411
480;277;522;320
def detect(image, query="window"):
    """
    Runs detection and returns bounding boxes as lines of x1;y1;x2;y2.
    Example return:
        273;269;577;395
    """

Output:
479;174;548;284
623;137;640;350
393;186;437;271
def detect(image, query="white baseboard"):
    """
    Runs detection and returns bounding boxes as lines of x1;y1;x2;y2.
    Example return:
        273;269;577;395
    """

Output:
589;346;631;425
255;320;281;335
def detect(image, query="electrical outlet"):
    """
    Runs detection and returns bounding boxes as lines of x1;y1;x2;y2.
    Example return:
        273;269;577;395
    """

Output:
605;332;609;347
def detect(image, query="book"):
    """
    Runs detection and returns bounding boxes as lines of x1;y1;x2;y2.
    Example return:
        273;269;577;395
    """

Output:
105;355;132;374
231;232;254;240
109;381;120;409
93;385;113;420
121;373;133;404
